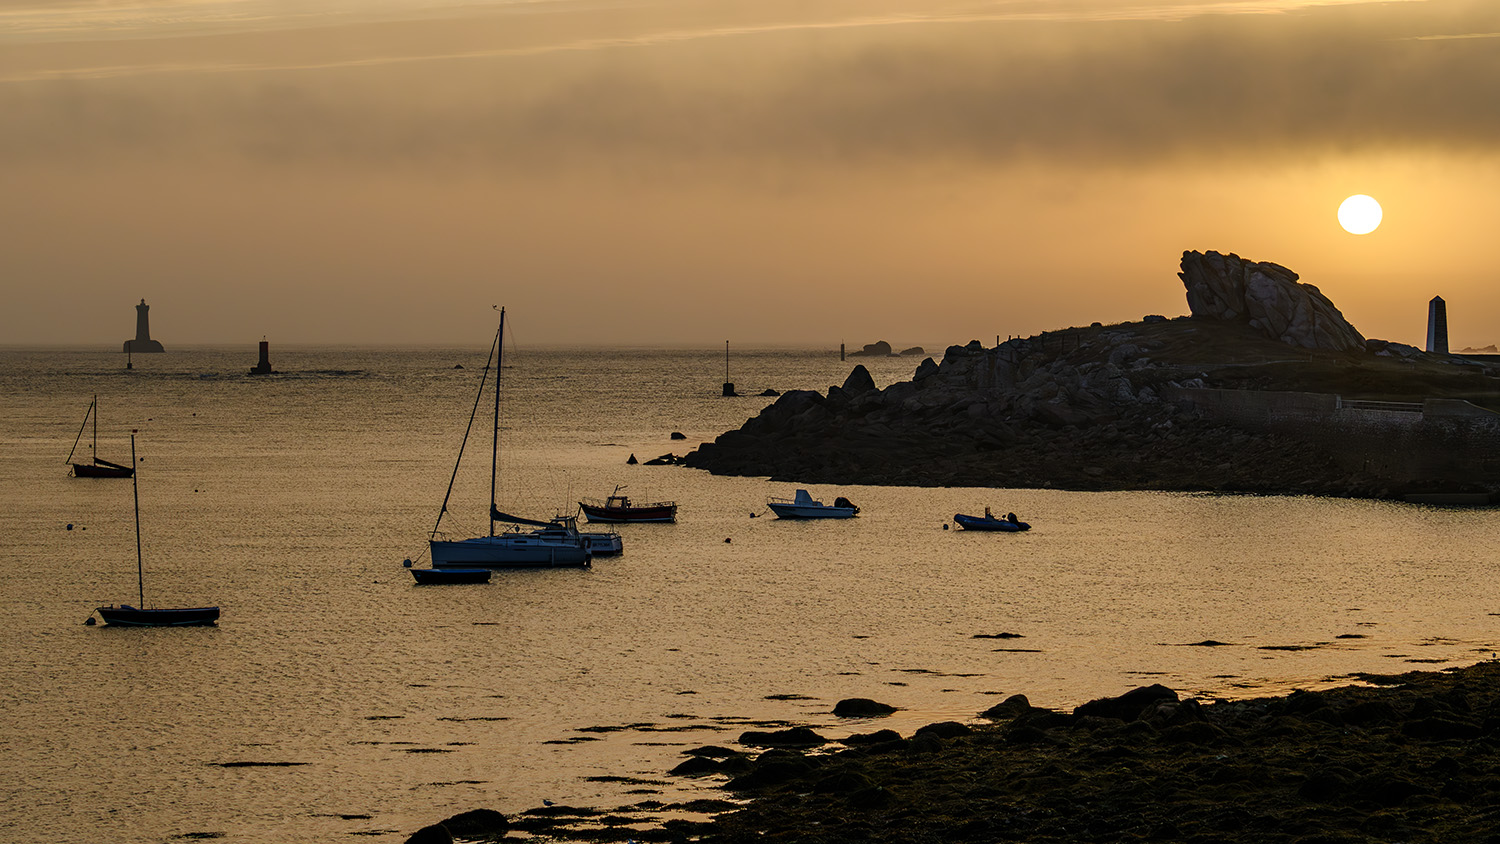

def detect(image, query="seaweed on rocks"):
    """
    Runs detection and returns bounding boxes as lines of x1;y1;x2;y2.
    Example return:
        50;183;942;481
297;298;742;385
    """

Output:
696;662;1500;843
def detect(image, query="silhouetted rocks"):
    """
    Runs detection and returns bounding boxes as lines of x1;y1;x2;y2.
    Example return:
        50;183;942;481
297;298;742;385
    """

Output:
694;661;1500;844
684;258;1500;500
738;726;828;748
847;340;894;357
1072;683;1178;721
833;697;898;717
1180;249;1366;352
403;823;452;844
979;693;1033;720
403;808;508;844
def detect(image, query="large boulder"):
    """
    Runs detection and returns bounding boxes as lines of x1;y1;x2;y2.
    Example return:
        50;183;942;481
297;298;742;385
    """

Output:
839;365;877;396
1179;250;1365;352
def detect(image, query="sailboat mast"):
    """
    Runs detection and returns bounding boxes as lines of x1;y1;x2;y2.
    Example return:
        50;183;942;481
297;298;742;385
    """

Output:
131;433;144;608
92;394;98;459
491;307;505;538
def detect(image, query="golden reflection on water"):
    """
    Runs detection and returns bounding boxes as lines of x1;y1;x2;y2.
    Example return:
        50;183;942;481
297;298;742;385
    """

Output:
3;346;1498;842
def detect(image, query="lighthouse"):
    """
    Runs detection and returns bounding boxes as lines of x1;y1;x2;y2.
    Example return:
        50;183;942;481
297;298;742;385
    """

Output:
1427;296;1449;354
122;299;165;353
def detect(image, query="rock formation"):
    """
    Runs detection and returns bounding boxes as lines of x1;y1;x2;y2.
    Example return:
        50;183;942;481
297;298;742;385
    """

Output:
848;341;894;357
1179;250;1365;352
685;251;1500;499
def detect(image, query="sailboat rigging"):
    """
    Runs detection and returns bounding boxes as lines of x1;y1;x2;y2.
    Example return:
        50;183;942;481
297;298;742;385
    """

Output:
92;434;220;627
67;395;133;478
427;308;592;569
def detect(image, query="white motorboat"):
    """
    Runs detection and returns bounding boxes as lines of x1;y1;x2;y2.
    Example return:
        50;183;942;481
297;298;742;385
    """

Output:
530;515;623;557
766;489;860;519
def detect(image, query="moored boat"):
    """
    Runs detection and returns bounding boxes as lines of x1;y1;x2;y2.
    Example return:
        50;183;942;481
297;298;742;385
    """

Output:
407;565;492;584
425;308;592;570
96;605;220;626
90;434;220;627
578;486;677;523
767;489;859;519
953;511;1030;532
67;396;134;478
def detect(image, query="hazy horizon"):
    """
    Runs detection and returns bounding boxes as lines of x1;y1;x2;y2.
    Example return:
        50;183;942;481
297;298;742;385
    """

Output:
5;0;1498;349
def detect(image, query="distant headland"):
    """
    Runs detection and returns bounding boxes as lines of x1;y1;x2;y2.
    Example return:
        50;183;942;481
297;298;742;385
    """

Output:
122;298;164;353
686;250;1500;501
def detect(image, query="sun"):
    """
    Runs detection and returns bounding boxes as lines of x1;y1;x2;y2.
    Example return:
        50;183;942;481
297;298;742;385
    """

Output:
1338;194;1382;235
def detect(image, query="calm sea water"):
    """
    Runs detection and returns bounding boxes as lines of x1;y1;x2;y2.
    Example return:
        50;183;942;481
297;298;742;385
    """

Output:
3;343;1498;843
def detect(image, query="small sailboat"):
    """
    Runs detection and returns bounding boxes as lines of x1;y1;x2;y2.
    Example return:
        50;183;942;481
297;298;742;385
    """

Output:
92;434;220;627
67;395;133;478
427;308;592;569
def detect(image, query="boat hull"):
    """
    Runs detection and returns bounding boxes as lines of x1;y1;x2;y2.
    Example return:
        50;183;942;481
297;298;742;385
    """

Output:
580;532;624;556
430;536;592;568
410;568;492;584
578;502;677;523
953;514;1030;532
96;605;220;626
72;462;134;479
767;502;858;519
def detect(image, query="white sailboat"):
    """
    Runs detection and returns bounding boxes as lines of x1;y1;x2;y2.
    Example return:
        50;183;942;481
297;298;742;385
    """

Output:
428;308;592;569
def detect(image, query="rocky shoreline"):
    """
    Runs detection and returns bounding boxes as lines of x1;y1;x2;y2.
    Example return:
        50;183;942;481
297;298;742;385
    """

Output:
683;251;1500;500
408;660;1500;843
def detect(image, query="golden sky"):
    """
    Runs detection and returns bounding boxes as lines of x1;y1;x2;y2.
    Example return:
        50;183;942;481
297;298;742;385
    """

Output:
3;0;1498;348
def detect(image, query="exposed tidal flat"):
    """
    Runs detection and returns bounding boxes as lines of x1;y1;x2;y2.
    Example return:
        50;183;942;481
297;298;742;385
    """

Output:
2;346;1499;843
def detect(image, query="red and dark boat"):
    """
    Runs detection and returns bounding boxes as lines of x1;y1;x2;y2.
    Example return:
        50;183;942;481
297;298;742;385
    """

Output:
578;486;677;523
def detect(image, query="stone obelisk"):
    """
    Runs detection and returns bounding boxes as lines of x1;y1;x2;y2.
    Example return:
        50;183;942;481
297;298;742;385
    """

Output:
123;299;165;353
1426;296;1448;354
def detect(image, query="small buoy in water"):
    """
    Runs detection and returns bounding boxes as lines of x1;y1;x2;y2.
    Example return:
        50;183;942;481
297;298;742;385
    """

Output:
749;512;757;518
402;559;413;568
942;523;949;530
627;454;638;465
724;538;731;543
84;616;96;626
66;523;74;531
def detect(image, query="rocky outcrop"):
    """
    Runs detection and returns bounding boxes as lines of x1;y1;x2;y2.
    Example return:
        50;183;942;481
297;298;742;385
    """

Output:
833;698;898;717
683;251;1500;499
685;321;1370;494
1179;250;1365;352
848;341;895;357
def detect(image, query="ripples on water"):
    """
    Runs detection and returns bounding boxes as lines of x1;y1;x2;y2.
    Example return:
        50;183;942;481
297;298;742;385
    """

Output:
2;344;1498;842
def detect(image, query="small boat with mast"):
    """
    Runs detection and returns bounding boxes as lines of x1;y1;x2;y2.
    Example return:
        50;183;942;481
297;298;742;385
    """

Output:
67;395;133;478
426;307;593;569
579;485;678;524
91;433;220;627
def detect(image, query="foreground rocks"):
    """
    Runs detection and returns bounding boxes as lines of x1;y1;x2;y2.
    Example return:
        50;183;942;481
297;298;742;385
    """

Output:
416;662;1500;842
698;661;1500;843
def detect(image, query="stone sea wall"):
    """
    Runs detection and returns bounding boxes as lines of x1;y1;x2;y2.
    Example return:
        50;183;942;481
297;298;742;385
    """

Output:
1170;387;1500;487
